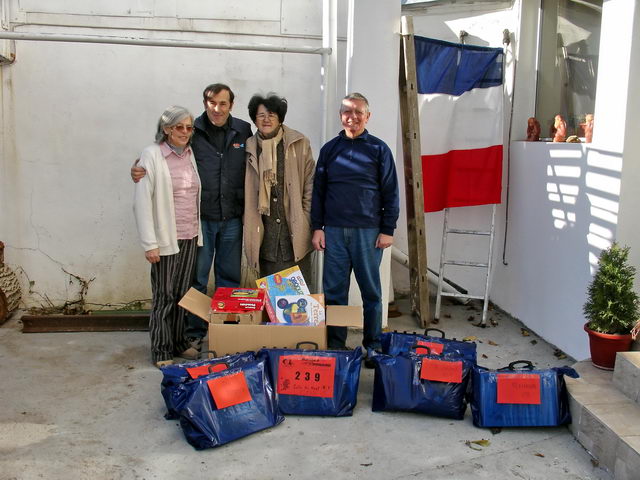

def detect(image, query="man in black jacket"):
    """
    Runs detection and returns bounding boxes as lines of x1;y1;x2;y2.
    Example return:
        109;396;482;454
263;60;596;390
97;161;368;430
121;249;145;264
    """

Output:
132;83;252;345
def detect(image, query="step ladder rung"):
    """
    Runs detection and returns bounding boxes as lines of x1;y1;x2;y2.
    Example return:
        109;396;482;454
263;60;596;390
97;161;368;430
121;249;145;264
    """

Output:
446;228;491;236
443;260;489;268
435;205;497;327
440;292;485;300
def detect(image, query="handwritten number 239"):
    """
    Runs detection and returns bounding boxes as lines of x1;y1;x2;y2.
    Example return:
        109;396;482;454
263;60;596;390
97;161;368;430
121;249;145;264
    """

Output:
294;371;321;382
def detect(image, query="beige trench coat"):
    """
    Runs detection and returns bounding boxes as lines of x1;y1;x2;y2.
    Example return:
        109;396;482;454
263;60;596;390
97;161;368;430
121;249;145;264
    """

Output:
242;124;315;285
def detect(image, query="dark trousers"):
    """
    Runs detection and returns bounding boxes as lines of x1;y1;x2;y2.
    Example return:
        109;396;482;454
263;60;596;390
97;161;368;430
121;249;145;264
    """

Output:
149;238;198;363
260;251;314;292
323;227;383;349
185;218;242;339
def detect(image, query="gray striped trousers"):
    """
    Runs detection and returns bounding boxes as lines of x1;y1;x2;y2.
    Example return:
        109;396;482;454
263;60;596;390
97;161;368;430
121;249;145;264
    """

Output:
149;237;198;363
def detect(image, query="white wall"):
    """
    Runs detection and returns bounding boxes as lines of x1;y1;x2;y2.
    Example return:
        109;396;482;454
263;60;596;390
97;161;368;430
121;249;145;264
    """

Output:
0;0;404;315
597;0;640;278
0;0;350;308
491;142;620;360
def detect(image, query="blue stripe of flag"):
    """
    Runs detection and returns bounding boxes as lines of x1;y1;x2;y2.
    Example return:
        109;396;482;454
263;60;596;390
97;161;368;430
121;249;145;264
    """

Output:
414;36;503;96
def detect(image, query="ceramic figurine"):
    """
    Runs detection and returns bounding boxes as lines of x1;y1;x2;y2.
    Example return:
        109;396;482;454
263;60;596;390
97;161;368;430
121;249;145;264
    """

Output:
551;114;567;143
526;117;541;141
585;114;594;143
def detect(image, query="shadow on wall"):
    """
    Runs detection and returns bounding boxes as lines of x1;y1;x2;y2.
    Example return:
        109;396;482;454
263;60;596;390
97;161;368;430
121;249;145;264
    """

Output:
542;144;621;271
491;141;621;360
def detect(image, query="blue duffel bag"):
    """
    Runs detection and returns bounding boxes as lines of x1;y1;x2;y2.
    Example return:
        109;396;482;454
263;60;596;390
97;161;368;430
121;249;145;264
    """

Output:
380;328;477;362
160;351;256;419
371;347;473;420
178;359;284;449
258;343;362;416
470;360;579;428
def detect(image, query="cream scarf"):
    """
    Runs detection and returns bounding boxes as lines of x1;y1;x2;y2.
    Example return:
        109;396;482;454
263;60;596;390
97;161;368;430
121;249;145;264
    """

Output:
257;126;284;215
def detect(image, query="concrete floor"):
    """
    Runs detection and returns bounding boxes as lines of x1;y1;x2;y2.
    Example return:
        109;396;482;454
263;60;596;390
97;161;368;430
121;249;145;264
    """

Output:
0;297;612;480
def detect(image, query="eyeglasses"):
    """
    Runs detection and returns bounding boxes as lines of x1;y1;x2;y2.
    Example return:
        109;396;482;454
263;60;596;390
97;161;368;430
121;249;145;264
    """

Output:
256;112;278;121
172;124;194;132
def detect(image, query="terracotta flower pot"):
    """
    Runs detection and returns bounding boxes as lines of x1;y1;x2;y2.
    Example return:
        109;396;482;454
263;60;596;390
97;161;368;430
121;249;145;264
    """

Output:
584;324;633;370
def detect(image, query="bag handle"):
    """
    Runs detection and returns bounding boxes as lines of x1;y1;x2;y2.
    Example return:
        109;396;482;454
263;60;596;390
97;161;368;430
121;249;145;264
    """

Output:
423;328;445;338
411;344;432;355
296;341;319;350
208;362;229;373
198;350;217;359
499;360;535;371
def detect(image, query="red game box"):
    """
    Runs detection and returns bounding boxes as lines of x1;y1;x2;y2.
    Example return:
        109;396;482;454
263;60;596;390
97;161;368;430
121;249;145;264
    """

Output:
211;288;266;313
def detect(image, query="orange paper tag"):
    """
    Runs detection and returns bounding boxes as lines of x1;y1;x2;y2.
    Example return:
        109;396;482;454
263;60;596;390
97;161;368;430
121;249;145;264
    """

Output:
277;355;336;398
496;373;541;404
207;372;252;409
420;358;463;383
186;363;228;380
416;340;444;355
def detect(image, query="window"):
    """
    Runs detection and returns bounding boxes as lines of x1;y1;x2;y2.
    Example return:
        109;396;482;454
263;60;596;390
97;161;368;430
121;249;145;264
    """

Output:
536;0;602;138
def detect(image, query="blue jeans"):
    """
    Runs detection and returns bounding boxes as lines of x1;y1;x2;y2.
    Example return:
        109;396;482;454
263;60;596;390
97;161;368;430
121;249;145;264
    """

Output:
185;217;242;339
323;226;383;349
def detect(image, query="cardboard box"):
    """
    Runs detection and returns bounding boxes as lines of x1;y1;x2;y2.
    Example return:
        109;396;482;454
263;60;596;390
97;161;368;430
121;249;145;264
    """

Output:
179;288;363;356
210;310;264;325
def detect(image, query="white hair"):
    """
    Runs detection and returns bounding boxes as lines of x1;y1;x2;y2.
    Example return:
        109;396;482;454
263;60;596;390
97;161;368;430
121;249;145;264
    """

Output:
155;105;194;144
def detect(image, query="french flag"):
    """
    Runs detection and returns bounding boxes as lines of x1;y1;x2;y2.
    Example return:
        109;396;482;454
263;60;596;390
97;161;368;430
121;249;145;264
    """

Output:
415;36;504;213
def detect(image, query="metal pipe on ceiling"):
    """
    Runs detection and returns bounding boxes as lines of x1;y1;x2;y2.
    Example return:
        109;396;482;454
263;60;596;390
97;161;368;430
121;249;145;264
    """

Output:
0;31;331;55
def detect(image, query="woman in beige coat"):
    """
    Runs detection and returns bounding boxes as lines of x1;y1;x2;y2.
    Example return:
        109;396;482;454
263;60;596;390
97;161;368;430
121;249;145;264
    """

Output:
243;93;315;288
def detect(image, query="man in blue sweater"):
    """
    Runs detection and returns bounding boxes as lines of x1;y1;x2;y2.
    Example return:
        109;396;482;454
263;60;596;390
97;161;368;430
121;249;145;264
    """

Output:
311;92;399;365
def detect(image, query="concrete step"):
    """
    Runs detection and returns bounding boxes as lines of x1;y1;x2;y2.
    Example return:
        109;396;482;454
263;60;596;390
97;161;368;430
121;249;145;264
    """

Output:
567;358;640;479
613;352;640;404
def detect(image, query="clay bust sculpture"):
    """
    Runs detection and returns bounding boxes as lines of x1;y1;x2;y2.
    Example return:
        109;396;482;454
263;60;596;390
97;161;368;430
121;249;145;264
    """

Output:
551;114;567;143
585;114;594;143
526;117;541;141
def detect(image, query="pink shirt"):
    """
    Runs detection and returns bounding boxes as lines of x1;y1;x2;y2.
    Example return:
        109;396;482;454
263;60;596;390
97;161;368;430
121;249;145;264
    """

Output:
160;142;199;240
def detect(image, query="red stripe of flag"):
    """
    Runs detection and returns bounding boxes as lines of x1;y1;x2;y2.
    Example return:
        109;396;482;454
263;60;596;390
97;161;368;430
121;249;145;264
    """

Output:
422;145;503;213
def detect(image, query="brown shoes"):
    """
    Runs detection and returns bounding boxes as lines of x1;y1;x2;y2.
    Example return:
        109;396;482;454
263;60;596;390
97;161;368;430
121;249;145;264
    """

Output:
155;359;174;368
178;347;199;360
154;344;200;368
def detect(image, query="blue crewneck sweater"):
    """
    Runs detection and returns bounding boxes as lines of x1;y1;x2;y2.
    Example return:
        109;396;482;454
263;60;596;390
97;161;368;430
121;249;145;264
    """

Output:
311;129;399;235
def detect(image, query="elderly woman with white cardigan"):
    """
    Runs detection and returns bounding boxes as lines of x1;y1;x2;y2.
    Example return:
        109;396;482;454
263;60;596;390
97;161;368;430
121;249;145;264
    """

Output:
134;106;203;368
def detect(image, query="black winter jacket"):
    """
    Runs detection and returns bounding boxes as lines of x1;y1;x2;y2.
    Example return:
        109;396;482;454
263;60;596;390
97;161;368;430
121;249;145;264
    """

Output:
191;113;252;221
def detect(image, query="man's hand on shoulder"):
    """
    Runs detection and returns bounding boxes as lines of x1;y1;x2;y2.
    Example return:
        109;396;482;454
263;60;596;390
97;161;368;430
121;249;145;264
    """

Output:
312;230;325;251
131;159;146;183
376;233;393;249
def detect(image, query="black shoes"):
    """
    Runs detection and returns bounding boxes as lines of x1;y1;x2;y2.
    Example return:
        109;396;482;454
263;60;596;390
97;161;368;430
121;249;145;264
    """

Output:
364;358;375;369
328;345;351;351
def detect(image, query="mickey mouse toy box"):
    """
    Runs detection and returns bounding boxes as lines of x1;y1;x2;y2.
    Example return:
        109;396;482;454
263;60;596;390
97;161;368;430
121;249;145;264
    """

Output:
274;294;325;326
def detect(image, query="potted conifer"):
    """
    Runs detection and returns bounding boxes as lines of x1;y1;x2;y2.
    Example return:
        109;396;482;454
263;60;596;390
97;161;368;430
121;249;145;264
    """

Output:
583;243;640;369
